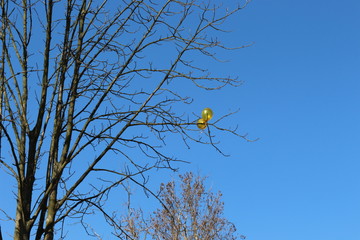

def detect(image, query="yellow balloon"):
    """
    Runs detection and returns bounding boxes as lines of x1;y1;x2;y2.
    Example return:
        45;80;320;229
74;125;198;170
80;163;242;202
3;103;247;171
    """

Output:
197;118;207;130
201;108;213;121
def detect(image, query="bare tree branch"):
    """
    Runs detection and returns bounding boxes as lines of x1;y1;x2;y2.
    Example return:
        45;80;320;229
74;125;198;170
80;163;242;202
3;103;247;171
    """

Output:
0;0;252;239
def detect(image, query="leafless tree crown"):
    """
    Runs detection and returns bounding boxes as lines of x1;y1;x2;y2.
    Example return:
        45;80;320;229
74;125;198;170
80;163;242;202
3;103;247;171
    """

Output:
120;172;241;240
0;0;250;239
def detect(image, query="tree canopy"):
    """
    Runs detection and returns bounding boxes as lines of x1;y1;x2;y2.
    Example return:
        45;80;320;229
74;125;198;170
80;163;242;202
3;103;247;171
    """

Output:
0;0;250;239
120;172;242;240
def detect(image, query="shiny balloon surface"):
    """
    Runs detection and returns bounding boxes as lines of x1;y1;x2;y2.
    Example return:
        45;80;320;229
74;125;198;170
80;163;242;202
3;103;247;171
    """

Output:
201;108;213;121
197;118;207;129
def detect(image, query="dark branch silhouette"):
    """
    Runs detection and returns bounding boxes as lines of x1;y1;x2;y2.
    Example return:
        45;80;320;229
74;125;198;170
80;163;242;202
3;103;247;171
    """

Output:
0;0;251;239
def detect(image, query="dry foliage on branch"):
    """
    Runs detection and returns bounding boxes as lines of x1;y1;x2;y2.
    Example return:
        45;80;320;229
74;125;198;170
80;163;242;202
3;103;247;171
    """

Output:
119;172;244;240
0;0;251;239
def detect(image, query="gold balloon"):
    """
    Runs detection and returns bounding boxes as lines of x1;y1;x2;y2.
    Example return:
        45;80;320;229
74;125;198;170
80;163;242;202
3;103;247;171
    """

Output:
201;108;213;122
197;118;207;130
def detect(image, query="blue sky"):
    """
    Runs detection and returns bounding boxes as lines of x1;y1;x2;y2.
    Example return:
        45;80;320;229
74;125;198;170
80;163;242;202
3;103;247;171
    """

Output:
1;0;359;239
180;0;360;239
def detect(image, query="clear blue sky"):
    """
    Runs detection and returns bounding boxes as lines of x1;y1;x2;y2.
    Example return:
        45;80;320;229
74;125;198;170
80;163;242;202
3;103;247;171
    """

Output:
179;0;360;239
1;1;359;239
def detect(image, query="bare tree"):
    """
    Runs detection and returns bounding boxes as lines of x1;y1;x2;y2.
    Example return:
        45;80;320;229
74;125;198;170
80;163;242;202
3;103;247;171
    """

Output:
0;0;250;239
120;172;244;240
